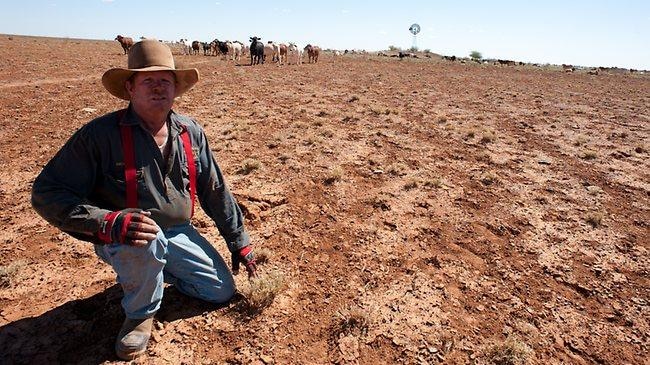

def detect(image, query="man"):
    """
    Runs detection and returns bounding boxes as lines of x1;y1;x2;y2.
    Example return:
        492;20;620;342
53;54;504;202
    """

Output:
31;39;256;360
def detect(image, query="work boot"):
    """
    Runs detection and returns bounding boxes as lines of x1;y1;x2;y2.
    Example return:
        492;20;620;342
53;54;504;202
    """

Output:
115;317;153;360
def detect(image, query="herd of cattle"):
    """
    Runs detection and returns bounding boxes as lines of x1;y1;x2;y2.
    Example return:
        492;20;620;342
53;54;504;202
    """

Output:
115;35;321;65
114;35;644;75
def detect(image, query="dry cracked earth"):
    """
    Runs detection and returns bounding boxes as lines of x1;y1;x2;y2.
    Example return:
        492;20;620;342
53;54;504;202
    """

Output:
0;35;648;364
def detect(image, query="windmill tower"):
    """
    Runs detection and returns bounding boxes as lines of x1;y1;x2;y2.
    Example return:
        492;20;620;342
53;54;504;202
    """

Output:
409;23;420;50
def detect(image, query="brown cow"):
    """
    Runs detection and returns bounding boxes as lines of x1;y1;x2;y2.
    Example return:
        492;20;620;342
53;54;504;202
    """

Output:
562;64;575;72
279;43;288;65
115;35;134;54
304;44;321;63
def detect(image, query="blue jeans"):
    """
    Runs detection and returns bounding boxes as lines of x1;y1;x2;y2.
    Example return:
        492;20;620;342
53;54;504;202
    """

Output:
94;223;235;319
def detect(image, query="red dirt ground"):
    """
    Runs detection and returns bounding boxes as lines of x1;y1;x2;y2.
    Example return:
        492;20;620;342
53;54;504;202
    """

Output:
0;35;648;364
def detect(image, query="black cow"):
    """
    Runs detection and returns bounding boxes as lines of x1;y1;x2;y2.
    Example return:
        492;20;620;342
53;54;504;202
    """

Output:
202;42;211;55
211;39;229;59
249;37;264;65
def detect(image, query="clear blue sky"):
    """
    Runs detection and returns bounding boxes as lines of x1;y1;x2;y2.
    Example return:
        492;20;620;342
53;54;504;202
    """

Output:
2;0;649;69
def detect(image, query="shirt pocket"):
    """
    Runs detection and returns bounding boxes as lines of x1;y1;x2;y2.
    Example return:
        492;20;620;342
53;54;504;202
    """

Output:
104;163;148;193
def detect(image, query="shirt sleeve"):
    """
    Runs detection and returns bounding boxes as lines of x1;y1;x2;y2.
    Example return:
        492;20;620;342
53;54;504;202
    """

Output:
193;125;250;253
31;124;111;243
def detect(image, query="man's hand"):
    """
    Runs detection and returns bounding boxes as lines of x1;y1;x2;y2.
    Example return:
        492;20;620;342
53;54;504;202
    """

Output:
98;209;159;246
231;246;257;278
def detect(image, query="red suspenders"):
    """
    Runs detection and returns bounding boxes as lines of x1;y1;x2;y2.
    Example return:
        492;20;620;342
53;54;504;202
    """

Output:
119;125;138;208
118;110;197;217
179;126;197;217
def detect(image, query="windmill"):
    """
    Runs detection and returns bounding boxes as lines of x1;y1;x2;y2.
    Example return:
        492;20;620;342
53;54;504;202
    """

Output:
409;23;420;50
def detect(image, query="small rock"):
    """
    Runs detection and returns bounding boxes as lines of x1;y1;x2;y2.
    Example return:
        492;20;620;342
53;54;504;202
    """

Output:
260;354;274;364
81;107;97;113
338;335;360;361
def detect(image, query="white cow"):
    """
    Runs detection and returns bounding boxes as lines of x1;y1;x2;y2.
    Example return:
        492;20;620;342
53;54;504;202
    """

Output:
264;41;279;64
231;41;243;62
178;38;190;55
287;43;303;65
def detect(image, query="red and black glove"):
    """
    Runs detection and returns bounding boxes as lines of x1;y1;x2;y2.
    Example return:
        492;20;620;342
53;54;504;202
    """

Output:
97;209;157;245
231;246;257;278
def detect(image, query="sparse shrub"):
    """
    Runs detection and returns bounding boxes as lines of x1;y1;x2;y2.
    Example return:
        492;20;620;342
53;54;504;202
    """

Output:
635;146;646;154
342;115;359;123
388;45;401;52
404;178;419;190
482;336;533;365
331;306;371;339
369;106;384;116
303;136;320;146
313;119;324;127
239;158;261;174
574;136;588;146
438;116;448;123
348;95;359;103
481;172;497;185
387;162;408;176
585;212;603;228
320;129;335;138
0;260;26;288
266;138;281;149
254;247;272;265
424;178;444;189
582;150;597;160
324;166;344;184
239;269;287;314
480;132;495;144
466;130;476;139
470;50;482;61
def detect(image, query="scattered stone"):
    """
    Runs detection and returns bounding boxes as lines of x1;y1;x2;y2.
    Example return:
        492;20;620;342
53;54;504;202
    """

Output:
260;354;274;364
338;335;360;361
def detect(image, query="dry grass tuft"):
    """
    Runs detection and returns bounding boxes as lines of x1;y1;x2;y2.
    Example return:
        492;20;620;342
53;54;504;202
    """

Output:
331;306;371;339
239;269;287;314
320;129;335;138
573;135;588;146
581;150;597;160
324;166;344;185
403;178;420;190
387;162;408;176
480;131;496;144
253;247;273;265
481;336;533;365
585;212;604;228
480;172;497;186
238;159;262;174
0;260;27;288
424;178;444;189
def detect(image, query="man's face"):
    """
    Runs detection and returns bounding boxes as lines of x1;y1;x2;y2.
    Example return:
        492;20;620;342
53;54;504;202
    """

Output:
126;71;176;113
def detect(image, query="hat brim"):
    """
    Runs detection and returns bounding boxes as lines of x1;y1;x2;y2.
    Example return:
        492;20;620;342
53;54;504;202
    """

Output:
102;66;200;101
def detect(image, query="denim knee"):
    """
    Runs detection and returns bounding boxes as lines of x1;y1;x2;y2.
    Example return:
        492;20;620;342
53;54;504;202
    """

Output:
190;274;236;304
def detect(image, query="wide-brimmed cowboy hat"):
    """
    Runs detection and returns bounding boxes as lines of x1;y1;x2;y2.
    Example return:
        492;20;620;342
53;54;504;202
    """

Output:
102;39;199;100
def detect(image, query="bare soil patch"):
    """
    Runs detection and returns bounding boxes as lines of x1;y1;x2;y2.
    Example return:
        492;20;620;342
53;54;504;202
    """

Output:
0;35;648;364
